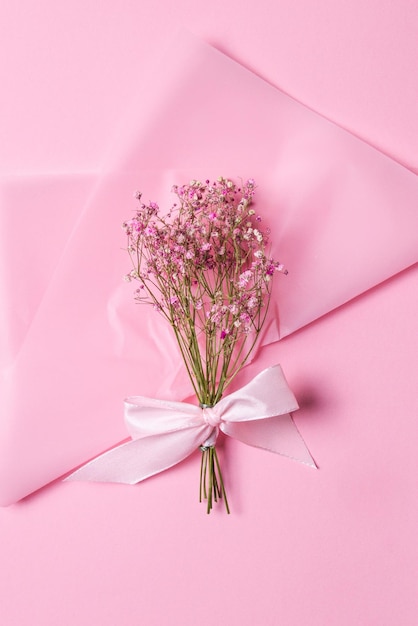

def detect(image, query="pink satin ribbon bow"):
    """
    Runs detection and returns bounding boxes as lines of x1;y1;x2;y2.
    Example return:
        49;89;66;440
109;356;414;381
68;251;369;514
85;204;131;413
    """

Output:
66;365;315;485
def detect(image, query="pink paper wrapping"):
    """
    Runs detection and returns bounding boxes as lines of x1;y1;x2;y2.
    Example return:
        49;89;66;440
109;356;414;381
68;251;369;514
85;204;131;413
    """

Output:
0;33;417;506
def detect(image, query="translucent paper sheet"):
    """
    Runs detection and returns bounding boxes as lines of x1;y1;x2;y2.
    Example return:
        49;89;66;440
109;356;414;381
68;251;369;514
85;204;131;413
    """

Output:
1;34;417;505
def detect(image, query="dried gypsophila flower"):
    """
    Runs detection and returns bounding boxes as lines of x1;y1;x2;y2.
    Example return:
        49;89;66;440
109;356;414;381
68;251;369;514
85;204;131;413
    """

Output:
123;177;287;512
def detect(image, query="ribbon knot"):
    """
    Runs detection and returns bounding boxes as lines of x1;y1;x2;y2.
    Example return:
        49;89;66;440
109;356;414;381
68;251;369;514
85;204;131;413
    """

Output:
202;406;222;428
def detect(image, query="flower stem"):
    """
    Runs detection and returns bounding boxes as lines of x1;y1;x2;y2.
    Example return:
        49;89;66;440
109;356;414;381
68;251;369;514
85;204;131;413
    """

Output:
199;445;230;514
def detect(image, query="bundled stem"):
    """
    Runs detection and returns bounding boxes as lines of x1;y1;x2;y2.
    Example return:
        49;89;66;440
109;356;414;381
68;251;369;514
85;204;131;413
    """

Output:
199;445;230;514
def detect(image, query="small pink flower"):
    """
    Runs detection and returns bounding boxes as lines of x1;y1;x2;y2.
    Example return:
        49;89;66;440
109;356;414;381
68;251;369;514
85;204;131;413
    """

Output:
238;270;253;287
145;225;157;236
247;296;258;310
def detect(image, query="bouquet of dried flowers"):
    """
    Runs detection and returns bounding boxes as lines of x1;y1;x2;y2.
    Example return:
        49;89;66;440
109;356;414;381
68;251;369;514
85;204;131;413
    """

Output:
123;177;287;512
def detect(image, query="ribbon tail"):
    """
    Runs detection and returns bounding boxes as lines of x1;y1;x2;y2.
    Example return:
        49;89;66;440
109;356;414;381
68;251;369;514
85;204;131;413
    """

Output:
222;414;317;468
66;425;211;484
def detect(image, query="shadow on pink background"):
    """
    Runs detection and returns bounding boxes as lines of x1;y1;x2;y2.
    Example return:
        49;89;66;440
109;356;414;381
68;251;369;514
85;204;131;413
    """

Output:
0;2;417;625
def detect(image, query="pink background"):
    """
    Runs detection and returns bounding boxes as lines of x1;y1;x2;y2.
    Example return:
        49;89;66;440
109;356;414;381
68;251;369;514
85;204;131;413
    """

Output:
1;1;417;625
